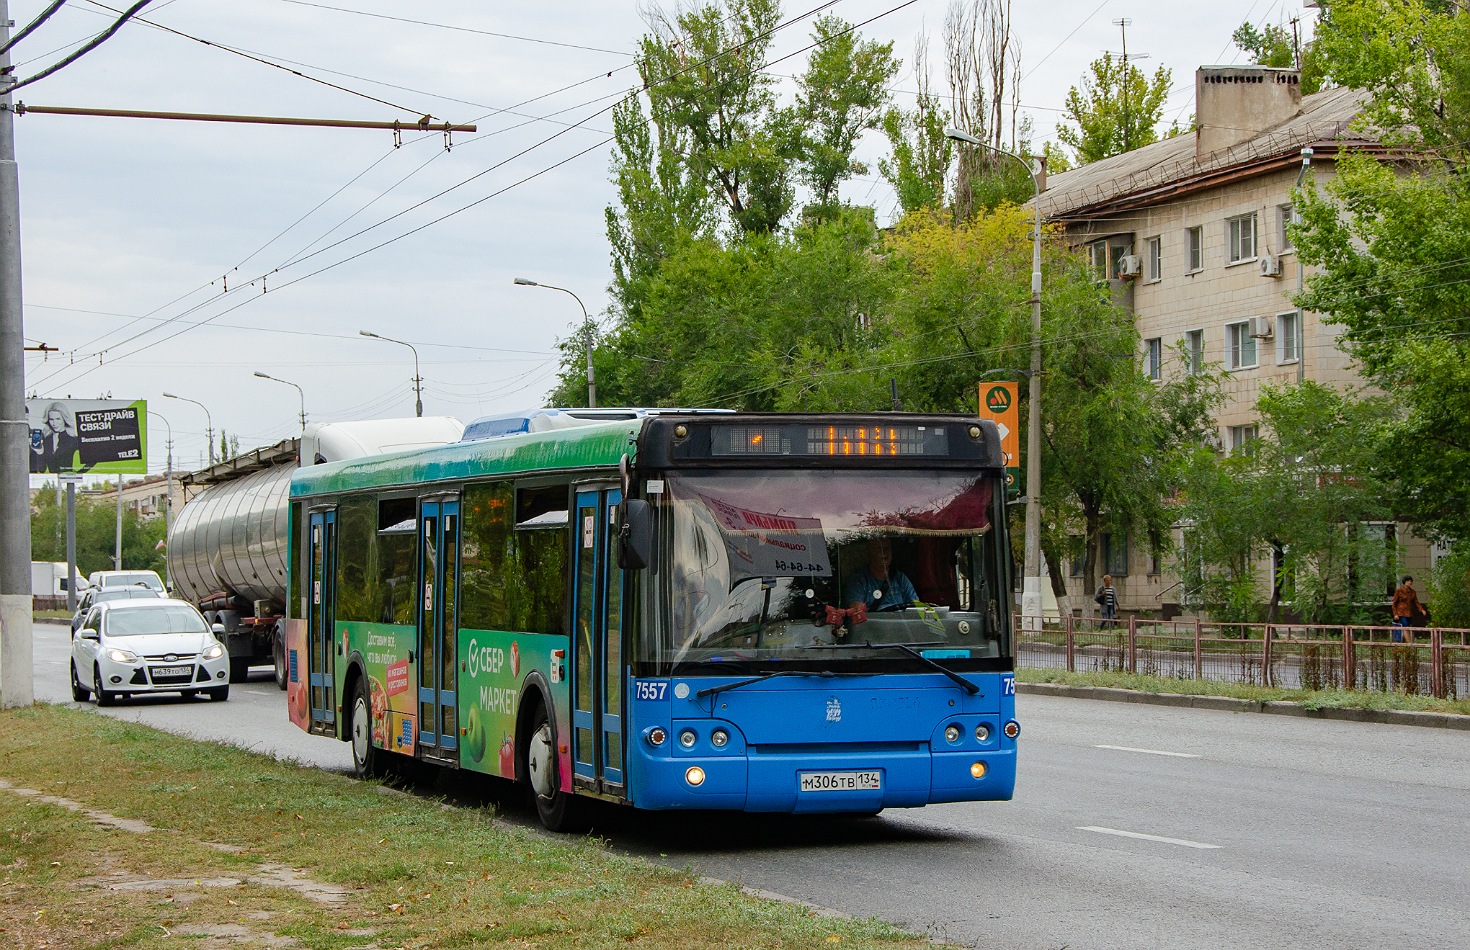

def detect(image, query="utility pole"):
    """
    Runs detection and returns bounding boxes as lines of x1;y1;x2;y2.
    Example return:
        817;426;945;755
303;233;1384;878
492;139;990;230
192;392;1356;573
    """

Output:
1111;19;1149;154
0;0;36;708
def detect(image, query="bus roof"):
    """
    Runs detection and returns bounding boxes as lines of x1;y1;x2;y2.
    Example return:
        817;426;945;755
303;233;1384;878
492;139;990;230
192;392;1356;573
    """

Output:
290;416;643;499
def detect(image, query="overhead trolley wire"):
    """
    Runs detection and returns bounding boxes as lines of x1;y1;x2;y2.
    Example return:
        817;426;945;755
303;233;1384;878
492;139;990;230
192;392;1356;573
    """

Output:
8;0;153;93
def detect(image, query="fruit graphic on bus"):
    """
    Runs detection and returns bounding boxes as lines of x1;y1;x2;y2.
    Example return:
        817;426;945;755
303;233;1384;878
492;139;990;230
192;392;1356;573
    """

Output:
510;640;520;677
498;734;515;777
464;704;486;763
369;676;388;746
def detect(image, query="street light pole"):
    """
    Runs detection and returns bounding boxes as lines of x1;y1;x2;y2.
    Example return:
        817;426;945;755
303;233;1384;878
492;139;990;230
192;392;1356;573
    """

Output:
162;392;215;465
514;277;595;408
946;127;1046;633
148;410;174;590
254;372;307;432
359;330;424;417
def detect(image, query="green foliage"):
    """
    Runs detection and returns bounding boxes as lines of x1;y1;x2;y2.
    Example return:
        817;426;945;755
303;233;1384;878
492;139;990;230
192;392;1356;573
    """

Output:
877;94;952;216
1293;0;1470;543
29;485;166;577
1232;20;1324;94
1427;547;1470;629
1057;53;1173;165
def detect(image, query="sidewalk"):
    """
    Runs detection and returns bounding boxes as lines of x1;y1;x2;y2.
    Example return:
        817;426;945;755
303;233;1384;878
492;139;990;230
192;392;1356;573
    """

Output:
1019;682;1470;731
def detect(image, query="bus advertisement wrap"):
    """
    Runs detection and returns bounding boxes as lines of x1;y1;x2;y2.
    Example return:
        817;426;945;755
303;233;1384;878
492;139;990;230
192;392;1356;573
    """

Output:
26;398;148;475
458;630;571;785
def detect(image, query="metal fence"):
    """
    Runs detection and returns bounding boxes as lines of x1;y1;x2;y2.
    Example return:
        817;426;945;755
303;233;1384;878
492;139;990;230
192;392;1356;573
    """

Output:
1016;617;1470;700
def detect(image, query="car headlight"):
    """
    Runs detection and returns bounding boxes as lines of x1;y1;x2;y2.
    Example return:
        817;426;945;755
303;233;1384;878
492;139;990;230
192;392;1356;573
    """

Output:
201;642;225;660
106;647;139;663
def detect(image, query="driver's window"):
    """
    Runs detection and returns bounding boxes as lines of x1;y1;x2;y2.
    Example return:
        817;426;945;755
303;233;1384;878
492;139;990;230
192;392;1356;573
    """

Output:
83;610;101;634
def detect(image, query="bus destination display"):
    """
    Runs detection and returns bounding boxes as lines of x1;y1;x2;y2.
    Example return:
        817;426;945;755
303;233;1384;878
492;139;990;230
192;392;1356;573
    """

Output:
712;423;950;457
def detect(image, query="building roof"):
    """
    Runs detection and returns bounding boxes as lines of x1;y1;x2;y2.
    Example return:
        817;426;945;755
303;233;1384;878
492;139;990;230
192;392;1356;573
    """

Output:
1037;85;1375;223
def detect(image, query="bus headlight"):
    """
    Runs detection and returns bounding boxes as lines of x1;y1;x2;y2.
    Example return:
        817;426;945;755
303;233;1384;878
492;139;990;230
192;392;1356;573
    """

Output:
710;729;729;748
971;761;988;779
975;724;991;742
646;727;667;747
685;766;706;786
944;724;961;743
679;729;697;749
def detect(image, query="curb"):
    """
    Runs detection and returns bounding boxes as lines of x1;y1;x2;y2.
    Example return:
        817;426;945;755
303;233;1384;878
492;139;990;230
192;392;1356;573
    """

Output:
1017;682;1470;731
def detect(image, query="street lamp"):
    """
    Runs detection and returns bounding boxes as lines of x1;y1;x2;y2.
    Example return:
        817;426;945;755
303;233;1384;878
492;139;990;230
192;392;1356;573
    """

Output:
253;371;307;432
359;330;424;417
945;126;1046;634
147;409;175;590
162;391;215;465
514;276;595;408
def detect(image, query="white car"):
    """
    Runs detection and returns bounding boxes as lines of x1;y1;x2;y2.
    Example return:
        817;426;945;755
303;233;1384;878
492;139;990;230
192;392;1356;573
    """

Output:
86;569;166;594
71;600;231;705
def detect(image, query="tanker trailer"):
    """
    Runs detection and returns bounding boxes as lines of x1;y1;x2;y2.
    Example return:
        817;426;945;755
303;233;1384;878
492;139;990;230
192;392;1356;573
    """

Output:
168;417;464;685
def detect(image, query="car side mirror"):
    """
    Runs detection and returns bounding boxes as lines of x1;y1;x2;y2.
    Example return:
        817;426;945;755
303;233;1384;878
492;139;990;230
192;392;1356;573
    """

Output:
618;499;651;571
79;629;99;641
211;623;226;635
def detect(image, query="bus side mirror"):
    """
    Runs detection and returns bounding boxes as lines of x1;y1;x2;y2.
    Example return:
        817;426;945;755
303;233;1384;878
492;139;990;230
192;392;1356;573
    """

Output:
619;499;651;571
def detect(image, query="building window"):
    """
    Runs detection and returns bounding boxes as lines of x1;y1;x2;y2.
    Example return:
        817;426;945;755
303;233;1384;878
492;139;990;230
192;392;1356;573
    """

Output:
1229;424;1259;454
1278;203;1295;251
1349;522;1397;603
1103;533;1129;577
1226;320;1258;369
1277;310;1300;363
1069;536;1085;577
1088;240;1109;280
1145;337;1162;380
1185;329;1204;375
1186;226;1203;273
1145;235;1162;281
1227;212;1257;263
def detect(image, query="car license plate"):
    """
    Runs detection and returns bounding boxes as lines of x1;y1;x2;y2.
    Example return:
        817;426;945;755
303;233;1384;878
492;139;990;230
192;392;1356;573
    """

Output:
799;770;882;792
152;665;191;677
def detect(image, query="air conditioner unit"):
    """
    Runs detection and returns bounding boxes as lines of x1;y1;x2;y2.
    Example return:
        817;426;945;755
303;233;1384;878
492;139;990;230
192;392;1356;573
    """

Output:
1116;254;1143;278
1259;254;1283;277
1249;315;1274;339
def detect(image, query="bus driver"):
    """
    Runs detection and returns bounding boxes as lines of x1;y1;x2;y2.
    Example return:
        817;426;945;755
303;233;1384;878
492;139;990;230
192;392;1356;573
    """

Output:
845;538;919;613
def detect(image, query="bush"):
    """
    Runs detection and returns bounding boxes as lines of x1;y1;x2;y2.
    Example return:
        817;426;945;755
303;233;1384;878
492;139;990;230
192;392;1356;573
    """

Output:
1429;547;1470;629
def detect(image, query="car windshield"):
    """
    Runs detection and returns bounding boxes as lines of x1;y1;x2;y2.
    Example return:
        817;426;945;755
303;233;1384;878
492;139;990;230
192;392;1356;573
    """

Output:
644;470;1011;673
94;588;159;602
105;605;208;636
101;573;162;590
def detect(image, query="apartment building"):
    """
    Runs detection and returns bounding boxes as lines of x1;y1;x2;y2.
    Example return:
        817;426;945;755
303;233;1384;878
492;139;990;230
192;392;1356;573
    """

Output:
1035;66;1423;617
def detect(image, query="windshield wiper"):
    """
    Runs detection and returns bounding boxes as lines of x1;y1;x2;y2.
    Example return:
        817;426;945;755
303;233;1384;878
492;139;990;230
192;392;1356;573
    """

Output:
812;640;980;694
695;668;852;699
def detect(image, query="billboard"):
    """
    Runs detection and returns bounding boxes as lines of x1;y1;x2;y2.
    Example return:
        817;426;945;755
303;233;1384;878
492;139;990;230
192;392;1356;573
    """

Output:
26;398;147;475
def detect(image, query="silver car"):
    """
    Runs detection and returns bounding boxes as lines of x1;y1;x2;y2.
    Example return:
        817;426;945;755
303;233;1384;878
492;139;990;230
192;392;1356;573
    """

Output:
71;600;231;704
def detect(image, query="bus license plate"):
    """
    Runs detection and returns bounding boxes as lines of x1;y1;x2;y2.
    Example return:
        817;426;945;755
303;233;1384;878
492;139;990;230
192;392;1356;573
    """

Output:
152;665;191;677
799;770;882;793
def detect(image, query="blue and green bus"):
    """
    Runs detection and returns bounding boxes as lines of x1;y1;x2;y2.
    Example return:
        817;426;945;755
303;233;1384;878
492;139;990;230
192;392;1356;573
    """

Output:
286;411;1018;830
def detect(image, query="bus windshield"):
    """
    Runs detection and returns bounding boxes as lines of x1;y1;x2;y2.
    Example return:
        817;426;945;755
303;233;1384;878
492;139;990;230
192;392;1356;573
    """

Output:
649;470;1011;673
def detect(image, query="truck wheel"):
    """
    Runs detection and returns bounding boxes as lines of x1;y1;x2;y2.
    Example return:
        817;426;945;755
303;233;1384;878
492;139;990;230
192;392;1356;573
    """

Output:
526;704;586;832
273;628;288;691
349;677;386;779
229;657;250;683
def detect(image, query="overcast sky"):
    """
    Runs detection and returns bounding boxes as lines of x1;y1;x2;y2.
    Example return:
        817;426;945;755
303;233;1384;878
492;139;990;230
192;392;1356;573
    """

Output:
14;0;1317;479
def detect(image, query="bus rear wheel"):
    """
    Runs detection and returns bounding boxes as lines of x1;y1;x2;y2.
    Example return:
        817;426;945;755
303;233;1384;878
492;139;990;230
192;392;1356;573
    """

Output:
349;676;386;779
526;705;585;833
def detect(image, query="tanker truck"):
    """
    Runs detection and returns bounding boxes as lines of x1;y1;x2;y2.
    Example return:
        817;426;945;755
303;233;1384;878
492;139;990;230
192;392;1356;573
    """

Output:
167;417;464;685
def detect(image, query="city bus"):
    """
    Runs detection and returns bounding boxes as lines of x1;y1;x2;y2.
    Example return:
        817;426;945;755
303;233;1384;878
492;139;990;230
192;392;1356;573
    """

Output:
285;411;1019;830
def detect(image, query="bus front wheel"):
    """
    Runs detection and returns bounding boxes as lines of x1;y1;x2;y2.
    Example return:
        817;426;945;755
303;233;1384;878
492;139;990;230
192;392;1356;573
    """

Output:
526;705;584;833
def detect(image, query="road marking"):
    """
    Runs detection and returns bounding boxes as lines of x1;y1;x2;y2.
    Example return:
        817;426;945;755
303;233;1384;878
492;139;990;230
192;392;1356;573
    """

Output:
1078;826;1221;849
1095;744;1199;758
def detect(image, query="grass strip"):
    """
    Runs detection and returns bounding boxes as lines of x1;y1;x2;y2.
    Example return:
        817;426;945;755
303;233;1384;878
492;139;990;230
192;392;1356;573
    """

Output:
0;704;939;949
1018;668;1470;715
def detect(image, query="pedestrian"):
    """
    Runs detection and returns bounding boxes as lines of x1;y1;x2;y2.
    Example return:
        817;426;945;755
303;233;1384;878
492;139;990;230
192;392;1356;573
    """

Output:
1391;575;1426;643
1095;574;1118;629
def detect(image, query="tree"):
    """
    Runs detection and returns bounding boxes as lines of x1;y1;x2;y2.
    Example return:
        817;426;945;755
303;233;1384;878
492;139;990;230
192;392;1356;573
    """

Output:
791;15;899;219
878;35;953;216
30;487;167;578
1057;53;1173;165
1292;0;1470;544
1232;20;1325;94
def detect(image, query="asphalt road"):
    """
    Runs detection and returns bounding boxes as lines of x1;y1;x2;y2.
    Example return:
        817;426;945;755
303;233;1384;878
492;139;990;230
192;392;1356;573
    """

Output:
28;620;1470;949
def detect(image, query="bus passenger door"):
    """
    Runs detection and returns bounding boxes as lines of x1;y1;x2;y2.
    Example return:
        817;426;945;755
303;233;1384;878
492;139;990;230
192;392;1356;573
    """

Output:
307;510;337;735
571;487;625;792
417;498;460;757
